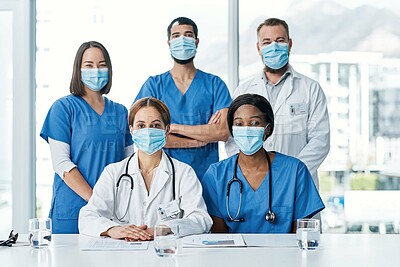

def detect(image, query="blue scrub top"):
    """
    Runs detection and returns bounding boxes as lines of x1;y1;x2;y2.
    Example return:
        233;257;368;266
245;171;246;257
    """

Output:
40;95;133;233
134;70;232;178
201;152;325;233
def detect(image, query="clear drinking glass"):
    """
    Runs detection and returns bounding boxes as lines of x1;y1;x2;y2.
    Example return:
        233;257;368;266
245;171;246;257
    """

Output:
154;225;179;257
28;218;52;248
296;219;320;250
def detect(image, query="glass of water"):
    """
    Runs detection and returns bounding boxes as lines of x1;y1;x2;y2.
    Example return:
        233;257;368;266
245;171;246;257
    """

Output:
29;218;52;248
154;225;179;257
296;218;320;250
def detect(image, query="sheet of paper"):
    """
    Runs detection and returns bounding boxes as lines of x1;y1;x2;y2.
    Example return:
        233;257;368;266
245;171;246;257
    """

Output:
242;234;297;247
80;238;149;251
182;234;246;248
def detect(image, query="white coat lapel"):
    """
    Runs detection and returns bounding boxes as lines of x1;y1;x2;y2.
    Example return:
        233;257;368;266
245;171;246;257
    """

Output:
273;73;294;113
259;73;270;101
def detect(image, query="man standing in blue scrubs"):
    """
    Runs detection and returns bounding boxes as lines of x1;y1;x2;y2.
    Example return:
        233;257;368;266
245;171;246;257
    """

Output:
134;17;232;179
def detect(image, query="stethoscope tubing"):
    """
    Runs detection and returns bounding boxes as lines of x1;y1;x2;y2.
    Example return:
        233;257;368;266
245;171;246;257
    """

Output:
226;150;275;223
113;152;176;222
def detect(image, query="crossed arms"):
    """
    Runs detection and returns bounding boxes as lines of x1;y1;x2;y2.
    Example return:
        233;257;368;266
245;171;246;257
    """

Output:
165;108;230;148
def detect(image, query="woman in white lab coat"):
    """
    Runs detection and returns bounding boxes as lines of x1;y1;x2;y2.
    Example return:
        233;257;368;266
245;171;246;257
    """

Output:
78;97;212;240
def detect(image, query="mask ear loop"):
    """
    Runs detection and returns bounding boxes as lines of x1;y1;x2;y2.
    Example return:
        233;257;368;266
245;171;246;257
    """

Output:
263;123;271;141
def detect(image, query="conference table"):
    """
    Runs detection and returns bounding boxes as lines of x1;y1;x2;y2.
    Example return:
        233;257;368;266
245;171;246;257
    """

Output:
1;234;399;267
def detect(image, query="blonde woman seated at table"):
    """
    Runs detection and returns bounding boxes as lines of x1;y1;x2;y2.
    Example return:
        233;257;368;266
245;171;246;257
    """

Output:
201;94;325;233
79;97;212;240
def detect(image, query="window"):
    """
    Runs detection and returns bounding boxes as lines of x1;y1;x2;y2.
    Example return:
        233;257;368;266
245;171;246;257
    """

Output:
239;0;400;233
0;0;35;234
0;9;13;237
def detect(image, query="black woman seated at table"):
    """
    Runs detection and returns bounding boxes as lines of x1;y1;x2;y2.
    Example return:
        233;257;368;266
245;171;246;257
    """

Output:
200;94;325;233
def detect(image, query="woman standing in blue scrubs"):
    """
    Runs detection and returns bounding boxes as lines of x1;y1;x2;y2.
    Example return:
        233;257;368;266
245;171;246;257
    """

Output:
40;41;133;233
201;94;324;233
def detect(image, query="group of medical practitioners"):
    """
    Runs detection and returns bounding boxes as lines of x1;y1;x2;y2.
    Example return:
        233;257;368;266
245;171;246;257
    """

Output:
40;16;330;240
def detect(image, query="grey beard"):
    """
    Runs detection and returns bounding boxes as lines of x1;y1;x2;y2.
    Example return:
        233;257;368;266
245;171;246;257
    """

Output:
264;62;289;74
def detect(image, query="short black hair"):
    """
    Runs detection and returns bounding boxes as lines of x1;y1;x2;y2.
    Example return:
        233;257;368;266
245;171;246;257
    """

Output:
167;17;198;39
227;94;274;136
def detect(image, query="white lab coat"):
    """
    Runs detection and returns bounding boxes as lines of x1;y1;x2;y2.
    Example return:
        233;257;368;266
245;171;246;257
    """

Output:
225;65;330;188
78;151;212;237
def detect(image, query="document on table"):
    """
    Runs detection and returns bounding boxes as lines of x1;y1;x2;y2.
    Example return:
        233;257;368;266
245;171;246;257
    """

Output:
182;234;246;248
80;237;149;251
242;234;297;247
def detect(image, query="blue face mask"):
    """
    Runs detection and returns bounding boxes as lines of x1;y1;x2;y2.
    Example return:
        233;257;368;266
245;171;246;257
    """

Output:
131;128;166;155
233;126;266;156
81;68;109;91
169;36;197;60
261;42;289;70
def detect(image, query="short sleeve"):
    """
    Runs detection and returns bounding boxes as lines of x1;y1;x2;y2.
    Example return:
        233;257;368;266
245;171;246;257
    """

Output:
200;164;223;218
133;77;157;106
40;99;72;145
293;163;325;220
212;76;232;113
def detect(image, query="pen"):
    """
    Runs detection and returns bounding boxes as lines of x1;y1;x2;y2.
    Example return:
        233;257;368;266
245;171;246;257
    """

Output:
202;240;235;245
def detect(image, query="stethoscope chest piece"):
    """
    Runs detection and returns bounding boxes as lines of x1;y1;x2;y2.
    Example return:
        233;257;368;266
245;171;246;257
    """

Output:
265;210;276;223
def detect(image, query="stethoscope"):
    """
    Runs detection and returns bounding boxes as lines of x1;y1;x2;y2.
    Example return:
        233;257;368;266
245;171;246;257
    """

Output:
113;152;176;222
226;149;276;223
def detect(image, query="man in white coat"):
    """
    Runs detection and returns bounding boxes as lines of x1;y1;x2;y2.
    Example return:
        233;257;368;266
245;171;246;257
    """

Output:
226;17;330;191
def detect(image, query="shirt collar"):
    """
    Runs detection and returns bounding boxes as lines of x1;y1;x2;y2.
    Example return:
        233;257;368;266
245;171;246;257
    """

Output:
263;66;292;86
